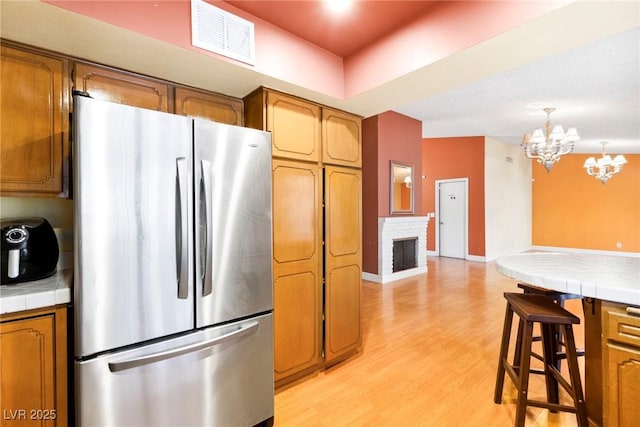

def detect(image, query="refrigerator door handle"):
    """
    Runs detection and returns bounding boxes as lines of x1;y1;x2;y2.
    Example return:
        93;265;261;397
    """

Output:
176;157;189;299
200;159;213;297
108;320;259;372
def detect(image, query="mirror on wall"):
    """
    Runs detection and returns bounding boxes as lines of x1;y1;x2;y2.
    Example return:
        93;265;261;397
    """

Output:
390;161;414;214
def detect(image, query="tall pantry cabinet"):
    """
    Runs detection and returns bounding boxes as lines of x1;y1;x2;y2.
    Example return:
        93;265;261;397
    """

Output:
244;88;362;385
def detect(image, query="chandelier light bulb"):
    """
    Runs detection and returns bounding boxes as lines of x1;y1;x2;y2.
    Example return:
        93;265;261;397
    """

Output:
549;125;565;140
565;128;580;142
529;128;545;143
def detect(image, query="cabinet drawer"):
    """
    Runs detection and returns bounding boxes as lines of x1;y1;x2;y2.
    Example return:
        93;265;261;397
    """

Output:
605;308;640;349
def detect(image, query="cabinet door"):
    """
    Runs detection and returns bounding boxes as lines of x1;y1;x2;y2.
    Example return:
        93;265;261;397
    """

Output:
603;305;640;427
267;91;321;162
605;343;640;427
322;108;362;167
324;165;362;364
174;87;243;125
272;159;323;383
1;46;69;196
73;62;169;112
1;314;58;426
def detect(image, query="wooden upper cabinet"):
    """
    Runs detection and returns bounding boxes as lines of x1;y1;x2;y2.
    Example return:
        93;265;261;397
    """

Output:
174;87;243;126
322;108;362;167
324;165;362;364
244;88;321;162
73;62;169;112
1;45;69;196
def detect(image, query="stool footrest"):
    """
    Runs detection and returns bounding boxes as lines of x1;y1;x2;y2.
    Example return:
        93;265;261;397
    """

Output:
527;399;578;414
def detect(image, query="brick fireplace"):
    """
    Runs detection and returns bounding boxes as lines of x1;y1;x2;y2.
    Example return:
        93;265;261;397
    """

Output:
363;216;429;283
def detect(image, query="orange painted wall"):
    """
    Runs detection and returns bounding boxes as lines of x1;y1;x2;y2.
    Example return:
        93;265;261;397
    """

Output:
362;112;423;274
532;153;640;252
422;137;485;256
362;116;380;274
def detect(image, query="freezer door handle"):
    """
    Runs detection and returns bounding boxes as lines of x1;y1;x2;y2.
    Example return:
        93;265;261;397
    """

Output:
200;159;213;296
108;320;259;372
176;157;189;299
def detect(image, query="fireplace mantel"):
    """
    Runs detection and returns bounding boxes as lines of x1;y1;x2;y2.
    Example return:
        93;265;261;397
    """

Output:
363;216;429;284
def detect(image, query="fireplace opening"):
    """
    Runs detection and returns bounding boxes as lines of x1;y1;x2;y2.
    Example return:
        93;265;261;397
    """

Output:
392;237;418;273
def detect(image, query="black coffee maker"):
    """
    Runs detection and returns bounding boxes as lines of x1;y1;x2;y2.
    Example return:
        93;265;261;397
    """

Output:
1;217;59;285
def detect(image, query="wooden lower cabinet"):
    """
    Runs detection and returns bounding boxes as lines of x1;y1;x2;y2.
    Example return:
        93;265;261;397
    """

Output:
273;272;322;383
602;302;640;427
0;305;68;427
272;159;323;383
605;344;640;427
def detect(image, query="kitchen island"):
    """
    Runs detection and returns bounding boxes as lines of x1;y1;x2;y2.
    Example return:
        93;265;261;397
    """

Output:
496;252;640;305
496;252;640;427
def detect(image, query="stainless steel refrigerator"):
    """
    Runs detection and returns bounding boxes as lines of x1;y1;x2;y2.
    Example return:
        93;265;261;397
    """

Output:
72;95;274;426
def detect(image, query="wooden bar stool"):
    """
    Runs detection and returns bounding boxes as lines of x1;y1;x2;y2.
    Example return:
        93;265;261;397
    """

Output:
494;292;587;427
513;283;585;372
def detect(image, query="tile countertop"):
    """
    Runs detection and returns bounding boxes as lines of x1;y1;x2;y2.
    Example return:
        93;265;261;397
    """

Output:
0;252;73;315
496;252;640;306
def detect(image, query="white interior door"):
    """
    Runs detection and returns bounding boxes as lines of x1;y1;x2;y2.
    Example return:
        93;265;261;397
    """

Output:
438;180;466;259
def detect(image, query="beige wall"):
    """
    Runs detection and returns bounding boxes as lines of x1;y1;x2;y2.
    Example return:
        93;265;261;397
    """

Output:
0;197;74;251
484;137;532;261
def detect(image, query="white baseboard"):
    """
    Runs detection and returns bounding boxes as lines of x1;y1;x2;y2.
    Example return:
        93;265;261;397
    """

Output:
362;266;428;284
362;272;381;283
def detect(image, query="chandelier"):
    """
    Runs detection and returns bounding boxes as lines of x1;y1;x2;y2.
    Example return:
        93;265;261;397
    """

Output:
583;142;627;185
522;107;580;171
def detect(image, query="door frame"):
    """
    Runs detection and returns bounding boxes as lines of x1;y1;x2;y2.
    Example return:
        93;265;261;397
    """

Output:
435;178;469;259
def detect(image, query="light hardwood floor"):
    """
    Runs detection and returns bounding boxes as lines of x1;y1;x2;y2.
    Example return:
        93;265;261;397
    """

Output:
274;256;586;426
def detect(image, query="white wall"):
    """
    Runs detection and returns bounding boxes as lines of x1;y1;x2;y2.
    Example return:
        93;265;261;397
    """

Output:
484;138;531;260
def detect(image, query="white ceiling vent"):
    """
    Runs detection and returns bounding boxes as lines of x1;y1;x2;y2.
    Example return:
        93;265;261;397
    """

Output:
191;0;255;65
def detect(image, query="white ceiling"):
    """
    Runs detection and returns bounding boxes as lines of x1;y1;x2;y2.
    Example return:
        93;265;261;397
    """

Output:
394;27;640;154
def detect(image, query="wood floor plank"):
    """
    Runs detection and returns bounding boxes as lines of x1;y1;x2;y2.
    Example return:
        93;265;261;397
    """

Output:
275;257;586;426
